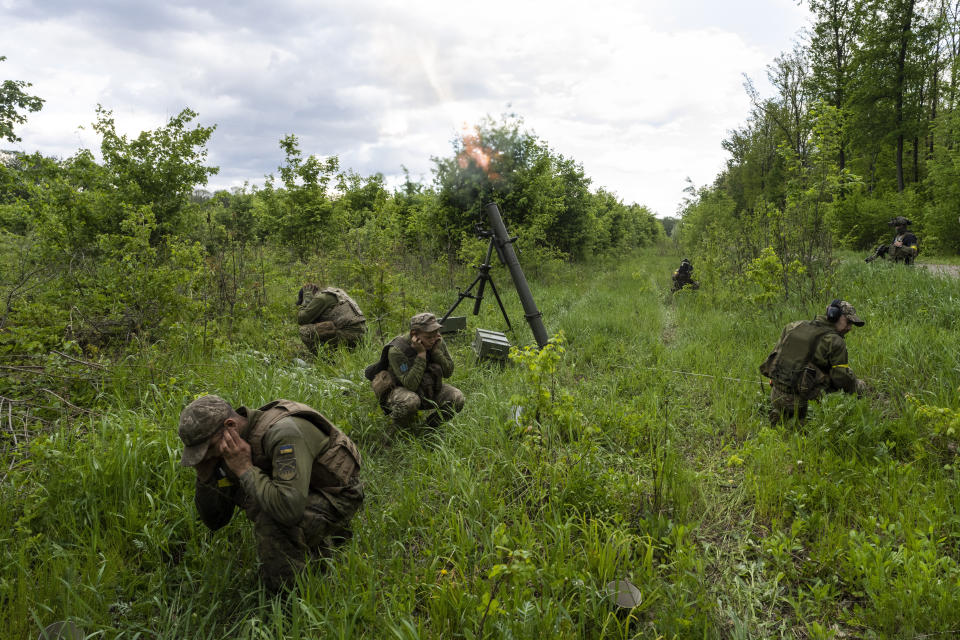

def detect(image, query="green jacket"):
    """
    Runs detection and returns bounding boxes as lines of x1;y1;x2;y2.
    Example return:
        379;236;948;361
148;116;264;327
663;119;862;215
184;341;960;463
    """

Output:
194;407;331;529
297;291;337;325
766;316;858;395
387;335;455;393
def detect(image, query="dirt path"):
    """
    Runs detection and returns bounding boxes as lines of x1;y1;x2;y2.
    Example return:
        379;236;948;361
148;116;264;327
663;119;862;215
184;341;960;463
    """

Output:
920;263;960;278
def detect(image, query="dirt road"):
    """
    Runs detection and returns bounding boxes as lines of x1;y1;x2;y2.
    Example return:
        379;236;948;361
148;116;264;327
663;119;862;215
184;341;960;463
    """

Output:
920;263;960;278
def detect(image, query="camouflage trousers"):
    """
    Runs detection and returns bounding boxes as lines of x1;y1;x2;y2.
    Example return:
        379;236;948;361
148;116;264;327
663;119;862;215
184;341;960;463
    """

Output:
386;384;465;427
671;275;699;293
768;385;811;426
253;476;364;592
867;244;917;264
299;321;366;352
890;245;918;264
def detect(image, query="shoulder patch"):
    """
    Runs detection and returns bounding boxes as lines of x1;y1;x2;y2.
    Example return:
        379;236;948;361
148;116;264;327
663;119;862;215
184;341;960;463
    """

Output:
275;444;297;481
400;363;409;373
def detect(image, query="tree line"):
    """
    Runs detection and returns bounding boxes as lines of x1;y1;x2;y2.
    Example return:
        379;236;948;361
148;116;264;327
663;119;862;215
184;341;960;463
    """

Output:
678;0;960;304
0;58;663;394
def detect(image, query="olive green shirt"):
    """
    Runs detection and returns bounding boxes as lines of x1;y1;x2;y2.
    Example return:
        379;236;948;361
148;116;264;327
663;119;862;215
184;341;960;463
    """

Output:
387;335;455;391
194;408;330;529
297;291;337;325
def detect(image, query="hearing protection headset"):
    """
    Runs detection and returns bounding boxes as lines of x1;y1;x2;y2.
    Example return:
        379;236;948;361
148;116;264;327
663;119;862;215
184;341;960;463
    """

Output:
826;299;843;322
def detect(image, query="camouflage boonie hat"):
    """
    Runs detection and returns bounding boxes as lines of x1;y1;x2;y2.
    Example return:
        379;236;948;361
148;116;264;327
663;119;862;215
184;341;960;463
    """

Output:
837;300;864;326
410;312;442;332
888;216;911;227
178;395;232;466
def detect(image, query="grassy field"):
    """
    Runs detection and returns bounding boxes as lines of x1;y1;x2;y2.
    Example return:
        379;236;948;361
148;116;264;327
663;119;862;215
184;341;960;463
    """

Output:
3;251;960;639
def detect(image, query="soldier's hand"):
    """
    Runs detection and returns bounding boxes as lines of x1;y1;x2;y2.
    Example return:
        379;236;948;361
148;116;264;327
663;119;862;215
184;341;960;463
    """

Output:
855;378;869;398
219;427;253;476
411;335;427;356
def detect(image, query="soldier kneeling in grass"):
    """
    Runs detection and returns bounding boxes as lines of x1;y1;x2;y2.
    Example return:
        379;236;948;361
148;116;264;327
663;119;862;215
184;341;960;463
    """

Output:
671;258;699;292
865;216;919;264
760;300;867;426
177;395;363;592
366;312;464;430
296;283;366;352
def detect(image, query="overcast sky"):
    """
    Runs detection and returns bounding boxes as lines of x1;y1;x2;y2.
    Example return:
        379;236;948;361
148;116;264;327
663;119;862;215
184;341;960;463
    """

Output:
2;0;810;217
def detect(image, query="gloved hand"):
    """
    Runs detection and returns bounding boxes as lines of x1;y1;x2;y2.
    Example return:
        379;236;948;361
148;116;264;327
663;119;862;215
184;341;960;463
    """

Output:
855;378;868;398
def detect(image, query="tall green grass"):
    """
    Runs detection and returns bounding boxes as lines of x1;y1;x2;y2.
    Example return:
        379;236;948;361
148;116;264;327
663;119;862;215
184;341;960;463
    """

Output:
3;253;959;638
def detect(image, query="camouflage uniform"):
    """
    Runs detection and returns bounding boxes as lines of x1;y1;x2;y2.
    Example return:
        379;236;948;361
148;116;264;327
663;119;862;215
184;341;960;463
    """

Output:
297;285;366;351
865;217;919;264
760;302;865;426
370;313;464;428
180;397;363;592
671;259;699;292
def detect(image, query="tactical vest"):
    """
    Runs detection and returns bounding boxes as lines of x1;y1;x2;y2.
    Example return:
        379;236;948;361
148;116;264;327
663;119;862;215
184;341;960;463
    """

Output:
247;400;361;494
364;336;412;381
759;321;836;392
320;287;366;328
364;336;442;408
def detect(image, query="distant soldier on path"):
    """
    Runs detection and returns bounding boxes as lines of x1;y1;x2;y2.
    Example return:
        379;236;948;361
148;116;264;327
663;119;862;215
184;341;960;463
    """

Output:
366;312;464;429
177;395;363;592
296;283;366;351
760;300;867;426
671;258;699;292
865;216;919;264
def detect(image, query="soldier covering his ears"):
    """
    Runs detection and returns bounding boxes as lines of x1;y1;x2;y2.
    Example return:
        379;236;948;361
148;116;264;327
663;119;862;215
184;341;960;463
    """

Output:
366;312;464;429
177;395;363;592
296;283;366;351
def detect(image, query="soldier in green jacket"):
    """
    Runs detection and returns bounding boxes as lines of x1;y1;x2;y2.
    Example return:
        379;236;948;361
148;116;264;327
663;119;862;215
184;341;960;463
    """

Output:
296;283;366;352
369;312;464;429
178;395;363;592
760;300;867;426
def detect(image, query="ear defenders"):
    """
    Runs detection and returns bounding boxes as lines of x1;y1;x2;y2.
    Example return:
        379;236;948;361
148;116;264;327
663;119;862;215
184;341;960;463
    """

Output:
826;299;843;322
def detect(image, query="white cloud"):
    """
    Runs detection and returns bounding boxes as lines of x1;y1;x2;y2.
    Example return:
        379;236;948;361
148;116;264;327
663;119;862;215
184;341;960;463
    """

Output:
1;0;810;215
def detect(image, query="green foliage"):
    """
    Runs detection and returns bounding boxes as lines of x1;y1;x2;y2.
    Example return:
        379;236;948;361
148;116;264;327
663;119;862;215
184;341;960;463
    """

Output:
92;106;218;242
258;135;340;255
432;115;661;261
0;55;44;143
3;252;960;639
508;333;586;443
743;246;806;306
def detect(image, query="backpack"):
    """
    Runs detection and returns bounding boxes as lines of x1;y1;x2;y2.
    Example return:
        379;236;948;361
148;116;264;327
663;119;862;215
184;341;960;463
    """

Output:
363;336;414;380
759;321;835;391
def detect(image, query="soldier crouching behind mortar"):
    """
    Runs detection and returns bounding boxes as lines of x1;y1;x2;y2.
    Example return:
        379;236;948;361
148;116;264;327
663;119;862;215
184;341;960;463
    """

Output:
671;258;700;292
366;312;464;430
296;283;366;352
760;300;868;426
865;216;919;264
177;395;363;593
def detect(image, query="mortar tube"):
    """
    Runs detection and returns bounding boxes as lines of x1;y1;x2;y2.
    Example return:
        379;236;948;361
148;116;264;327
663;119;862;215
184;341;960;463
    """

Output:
484;202;550;347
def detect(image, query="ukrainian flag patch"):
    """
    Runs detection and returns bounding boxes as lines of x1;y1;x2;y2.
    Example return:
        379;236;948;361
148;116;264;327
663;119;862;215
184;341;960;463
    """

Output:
276;444;297;481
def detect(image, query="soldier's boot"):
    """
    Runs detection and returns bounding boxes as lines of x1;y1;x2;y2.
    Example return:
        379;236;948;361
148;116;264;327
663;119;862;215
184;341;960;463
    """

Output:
424;411;444;429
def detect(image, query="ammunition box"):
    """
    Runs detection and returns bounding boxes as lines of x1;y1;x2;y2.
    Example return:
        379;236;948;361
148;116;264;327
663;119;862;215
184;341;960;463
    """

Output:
472;328;511;361
439;315;467;334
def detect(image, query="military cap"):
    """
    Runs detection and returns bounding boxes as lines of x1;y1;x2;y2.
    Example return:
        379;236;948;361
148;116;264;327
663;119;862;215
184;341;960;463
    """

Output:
410;312;442;332
888;216;912;227
837;300;865;326
178;395;232;466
